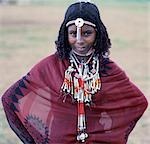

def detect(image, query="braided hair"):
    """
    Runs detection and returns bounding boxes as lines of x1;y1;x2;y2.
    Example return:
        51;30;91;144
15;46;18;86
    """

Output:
55;2;111;59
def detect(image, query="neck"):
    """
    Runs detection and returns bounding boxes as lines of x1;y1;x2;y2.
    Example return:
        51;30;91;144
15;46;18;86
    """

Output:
71;51;94;64
76;55;90;63
72;48;94;57
71;49;95;63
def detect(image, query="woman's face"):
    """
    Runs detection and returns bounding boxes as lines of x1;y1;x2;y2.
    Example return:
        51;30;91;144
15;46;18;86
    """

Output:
68;24;96;55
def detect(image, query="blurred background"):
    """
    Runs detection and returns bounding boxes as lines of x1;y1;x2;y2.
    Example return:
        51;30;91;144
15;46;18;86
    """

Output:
0;0;149;144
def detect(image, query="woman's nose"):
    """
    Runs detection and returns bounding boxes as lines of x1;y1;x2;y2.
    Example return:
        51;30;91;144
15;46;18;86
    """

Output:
76;36;84;44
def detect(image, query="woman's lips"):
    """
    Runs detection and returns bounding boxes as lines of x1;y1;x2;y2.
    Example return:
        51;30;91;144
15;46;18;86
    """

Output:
76;46;85;49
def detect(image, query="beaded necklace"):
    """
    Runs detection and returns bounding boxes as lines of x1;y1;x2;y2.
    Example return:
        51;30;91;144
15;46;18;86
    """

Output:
61;51;101;142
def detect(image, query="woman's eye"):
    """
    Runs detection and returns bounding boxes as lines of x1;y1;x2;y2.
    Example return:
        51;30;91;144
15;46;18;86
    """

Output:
69;31;76;37
83;31;92;36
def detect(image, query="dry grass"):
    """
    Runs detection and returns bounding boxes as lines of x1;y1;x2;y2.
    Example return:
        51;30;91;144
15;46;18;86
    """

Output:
0;2;149;144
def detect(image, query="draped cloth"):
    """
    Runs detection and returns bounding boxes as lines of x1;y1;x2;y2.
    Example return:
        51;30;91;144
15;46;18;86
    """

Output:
1;54;148;144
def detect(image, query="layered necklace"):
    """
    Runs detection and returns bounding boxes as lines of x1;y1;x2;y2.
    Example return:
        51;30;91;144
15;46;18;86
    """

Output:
61;50;101;142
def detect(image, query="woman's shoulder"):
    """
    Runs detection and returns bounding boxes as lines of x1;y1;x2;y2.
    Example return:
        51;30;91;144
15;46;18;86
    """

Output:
38;53;59;64
108;59;125;74
29;52;69;75
31;53;60;68
28;53;58;73
101;58;125;76
100;58;128;82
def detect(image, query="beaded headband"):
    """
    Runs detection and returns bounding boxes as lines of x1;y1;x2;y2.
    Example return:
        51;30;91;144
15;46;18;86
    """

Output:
66;18;96;27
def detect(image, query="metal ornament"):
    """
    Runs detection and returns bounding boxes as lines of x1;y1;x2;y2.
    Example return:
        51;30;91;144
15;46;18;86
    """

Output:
61;52;101;142
75;18;84;41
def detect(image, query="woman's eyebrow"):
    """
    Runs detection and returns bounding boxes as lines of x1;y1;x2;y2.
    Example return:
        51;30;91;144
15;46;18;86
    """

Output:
68;29;76;32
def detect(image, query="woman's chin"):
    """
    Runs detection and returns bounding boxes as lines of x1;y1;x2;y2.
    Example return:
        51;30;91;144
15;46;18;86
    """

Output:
73;48;89;55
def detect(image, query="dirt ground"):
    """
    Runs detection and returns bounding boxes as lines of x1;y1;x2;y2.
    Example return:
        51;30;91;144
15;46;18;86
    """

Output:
0;3;149;144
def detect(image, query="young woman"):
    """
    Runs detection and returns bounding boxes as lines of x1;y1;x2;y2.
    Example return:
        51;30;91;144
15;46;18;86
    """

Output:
1;1;148;144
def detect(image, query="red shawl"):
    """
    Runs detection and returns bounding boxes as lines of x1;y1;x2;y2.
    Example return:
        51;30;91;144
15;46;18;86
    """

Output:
1;53;148;144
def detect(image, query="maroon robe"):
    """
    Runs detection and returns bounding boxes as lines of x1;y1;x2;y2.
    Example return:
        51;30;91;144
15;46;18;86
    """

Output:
1;53;148;144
